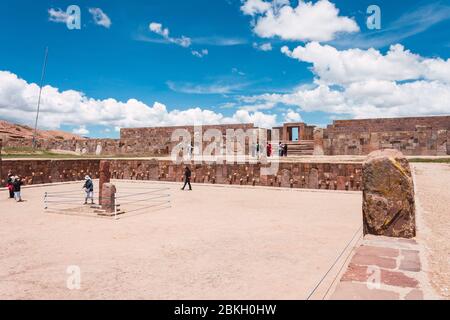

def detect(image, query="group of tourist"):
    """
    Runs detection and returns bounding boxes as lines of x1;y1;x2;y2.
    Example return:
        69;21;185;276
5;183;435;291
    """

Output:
278;142;288;157
6;171;23;202
250;142;289;158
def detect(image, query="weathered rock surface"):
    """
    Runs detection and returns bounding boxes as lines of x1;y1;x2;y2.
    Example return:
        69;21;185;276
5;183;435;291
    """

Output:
101;183;116;213
362;149;416;238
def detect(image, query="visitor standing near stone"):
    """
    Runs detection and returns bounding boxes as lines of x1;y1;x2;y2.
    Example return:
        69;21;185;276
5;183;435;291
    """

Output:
7;171;14;199
181;166;192;191
284;143;288;157
278;142;283;157
13;176;23;202
83;175;95;205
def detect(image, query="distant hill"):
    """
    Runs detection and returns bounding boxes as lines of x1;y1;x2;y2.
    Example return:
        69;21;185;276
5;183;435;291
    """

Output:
0;120;85;141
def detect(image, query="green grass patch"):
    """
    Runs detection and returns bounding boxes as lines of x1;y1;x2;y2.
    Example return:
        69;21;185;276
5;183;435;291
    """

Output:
409;158;450;163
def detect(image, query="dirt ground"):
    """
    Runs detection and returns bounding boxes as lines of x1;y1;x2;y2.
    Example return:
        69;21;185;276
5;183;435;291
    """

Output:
413;163;450;299
0;181;362;300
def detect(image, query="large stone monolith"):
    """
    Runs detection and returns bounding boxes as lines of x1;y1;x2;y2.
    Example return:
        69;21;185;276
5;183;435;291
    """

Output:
362;149;416;238
99;161;111;207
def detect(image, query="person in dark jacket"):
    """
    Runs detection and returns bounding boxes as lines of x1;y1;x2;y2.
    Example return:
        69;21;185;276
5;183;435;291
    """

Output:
283;143;288;157
83;175;94;205
7;171;14;199
181;166;192;191
13;176;23;202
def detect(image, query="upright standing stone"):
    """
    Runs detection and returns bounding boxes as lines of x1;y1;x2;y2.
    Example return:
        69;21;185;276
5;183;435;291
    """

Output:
99;161;111;207
101;183;116;213
362;149;416;238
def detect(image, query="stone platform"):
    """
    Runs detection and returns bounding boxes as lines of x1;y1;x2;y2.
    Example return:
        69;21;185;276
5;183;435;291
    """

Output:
331;235;427;300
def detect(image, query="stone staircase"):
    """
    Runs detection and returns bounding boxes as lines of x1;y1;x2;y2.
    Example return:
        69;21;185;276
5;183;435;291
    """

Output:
285;140;315;156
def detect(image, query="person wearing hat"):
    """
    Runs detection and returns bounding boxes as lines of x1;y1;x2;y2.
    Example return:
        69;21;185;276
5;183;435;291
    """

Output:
82;175;94;205
13;176;23;202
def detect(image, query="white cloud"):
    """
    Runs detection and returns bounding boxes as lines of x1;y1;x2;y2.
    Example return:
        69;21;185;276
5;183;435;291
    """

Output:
241;42;450;119
149;22;191;48
73;125;89;135
0;70;277;131
48;8;71;24
243;80;450;119
282;42;450;85
284;109;302;122
191;49;209;58
88;8;112;28
241;0;359;42
253;42;272;51
241;0;272;16
167;80;249;95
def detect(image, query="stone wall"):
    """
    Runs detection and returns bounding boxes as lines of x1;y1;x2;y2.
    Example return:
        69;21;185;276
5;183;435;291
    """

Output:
327;116;450;133
3;116;450;157
3;123;260;157
318;116;450;156
120;123;256;139
1;159;100;186
1;159;363;191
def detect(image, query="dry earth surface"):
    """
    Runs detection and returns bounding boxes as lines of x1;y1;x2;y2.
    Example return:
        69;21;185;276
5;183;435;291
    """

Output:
413;163;450;299
0;181;361;300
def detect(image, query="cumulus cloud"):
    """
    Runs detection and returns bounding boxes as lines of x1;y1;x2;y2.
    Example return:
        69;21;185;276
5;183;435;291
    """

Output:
149;22;192;48
282;42;450;85
241;42;450;119
241;0;359;42
0;71;277;131
284;109;302;122
73;125;89;136
88;8;112;28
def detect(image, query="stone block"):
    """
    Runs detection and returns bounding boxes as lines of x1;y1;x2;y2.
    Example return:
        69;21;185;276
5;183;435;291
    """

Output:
362;149;416;238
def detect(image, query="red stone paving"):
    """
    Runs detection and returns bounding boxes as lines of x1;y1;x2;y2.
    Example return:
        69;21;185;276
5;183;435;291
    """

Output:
352;254;397;269
330;235;425;300
357;245;399;258
380;269;419;288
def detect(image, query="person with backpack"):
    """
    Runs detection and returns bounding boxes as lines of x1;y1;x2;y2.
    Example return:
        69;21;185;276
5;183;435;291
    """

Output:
83;175;95;205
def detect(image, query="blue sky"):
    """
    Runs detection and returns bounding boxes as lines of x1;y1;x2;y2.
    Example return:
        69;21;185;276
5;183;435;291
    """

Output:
0;0;449;138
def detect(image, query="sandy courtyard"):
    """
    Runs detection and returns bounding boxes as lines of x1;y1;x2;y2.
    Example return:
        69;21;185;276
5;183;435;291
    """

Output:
0;180;362;300
413;163;450;299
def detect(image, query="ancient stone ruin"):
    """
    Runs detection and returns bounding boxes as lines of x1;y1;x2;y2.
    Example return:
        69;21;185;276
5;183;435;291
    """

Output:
362;149;416;238
2;115;449;157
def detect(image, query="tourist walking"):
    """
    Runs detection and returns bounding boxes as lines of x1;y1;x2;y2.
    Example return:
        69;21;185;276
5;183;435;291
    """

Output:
13;176;23;202
278;142;283;157
7;171;14;199
181;166;192;191
83;175;94;205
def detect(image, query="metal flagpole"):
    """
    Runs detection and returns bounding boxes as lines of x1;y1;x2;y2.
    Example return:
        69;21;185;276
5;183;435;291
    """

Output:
32;47;49;150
